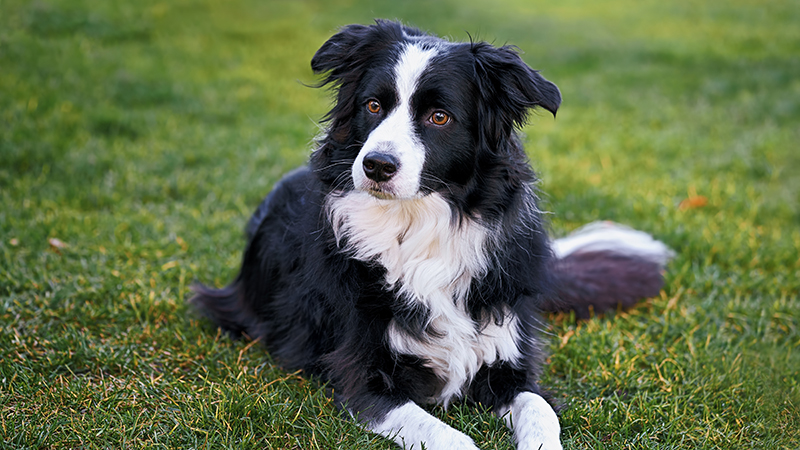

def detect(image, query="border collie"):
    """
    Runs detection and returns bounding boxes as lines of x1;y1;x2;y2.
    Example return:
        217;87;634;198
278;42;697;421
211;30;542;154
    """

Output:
192;20;672;450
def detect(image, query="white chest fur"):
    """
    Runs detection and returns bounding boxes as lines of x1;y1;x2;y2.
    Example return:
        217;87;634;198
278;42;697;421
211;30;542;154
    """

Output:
327;192;522;404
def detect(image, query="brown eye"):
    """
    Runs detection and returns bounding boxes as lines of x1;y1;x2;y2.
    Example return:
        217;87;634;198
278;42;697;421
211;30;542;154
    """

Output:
367;100;381;114
430;111;450;126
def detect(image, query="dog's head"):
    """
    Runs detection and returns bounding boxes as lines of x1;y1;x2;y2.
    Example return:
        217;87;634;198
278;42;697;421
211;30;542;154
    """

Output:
310;20;560;211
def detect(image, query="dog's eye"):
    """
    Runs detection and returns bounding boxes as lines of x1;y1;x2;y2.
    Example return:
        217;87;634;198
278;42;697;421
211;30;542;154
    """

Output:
429;111;450;126
367;100;381;114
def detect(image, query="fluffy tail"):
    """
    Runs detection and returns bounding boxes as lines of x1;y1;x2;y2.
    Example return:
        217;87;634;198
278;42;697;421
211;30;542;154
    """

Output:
189;279;257;338
542;222;674;318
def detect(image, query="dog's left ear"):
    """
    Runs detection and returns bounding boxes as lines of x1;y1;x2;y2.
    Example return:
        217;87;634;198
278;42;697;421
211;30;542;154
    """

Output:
472;43;561;131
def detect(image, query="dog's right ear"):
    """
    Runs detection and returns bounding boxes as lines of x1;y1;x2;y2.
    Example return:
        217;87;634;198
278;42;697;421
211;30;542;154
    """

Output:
310;21;407;149
311;24;372;79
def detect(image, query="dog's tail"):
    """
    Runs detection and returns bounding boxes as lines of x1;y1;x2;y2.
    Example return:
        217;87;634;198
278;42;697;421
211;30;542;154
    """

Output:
189;278;258;338
542;222;674;318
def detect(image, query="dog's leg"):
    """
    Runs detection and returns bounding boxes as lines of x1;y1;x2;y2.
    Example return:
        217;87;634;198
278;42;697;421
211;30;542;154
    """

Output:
496;392;562;450
369;401;479;450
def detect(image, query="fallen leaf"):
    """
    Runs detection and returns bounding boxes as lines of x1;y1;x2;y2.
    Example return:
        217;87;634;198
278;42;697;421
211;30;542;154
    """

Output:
678;195;708;211
49;238;68;253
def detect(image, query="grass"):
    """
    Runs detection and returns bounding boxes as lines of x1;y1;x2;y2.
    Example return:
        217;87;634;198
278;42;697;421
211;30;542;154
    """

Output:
1;0;798;448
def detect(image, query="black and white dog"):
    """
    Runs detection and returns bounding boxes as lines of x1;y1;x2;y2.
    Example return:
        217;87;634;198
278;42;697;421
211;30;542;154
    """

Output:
192;20;672;450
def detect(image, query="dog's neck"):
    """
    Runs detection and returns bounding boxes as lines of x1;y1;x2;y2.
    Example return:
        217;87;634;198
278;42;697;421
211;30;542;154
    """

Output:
327;191;491;306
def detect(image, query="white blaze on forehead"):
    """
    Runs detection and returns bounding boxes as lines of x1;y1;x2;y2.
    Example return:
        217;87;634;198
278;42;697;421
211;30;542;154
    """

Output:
352;43;440;199
394;43;438;106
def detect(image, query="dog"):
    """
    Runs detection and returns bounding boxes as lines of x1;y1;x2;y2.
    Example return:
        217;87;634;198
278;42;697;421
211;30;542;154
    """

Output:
191;20;672;450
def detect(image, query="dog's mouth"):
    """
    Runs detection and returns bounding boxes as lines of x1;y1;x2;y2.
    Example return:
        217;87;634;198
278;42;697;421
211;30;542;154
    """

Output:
365;184;396;200
365;185;432;202
353;168;425;201
359;179;425;201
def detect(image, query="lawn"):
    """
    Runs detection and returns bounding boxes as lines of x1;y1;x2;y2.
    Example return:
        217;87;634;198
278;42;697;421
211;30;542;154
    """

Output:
1;0;798;448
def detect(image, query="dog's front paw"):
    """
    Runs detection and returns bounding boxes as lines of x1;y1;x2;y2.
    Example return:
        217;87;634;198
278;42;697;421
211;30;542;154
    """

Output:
518;436;562;450
371;402;480;450
413;428;479;450
498;392;562;450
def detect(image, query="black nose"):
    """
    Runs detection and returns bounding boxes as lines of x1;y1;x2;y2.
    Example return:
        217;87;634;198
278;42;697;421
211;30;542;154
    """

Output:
362;152;399;183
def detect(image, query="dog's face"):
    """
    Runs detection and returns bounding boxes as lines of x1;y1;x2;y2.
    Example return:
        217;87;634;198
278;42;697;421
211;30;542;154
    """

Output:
311;21;561;204
349;42;480;199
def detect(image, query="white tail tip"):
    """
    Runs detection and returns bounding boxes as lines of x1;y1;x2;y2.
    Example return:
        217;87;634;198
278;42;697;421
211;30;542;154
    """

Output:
552;221;674;266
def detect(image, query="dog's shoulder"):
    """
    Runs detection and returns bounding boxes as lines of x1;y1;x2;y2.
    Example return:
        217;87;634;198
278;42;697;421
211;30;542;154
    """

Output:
245;166;319;240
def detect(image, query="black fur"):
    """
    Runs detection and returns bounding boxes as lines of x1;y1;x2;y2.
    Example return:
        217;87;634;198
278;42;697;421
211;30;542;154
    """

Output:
191;20;666;438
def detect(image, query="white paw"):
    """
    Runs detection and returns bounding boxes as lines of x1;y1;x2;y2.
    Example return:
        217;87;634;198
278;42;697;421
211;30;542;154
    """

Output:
518;436;563;450
371;402;479;450
498;392;563;450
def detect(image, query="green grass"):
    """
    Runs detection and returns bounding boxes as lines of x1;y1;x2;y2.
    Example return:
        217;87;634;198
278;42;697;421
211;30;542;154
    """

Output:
1;0;798;448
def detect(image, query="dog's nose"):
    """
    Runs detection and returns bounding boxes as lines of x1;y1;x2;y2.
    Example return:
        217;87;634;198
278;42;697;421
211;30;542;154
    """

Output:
362;152;399;183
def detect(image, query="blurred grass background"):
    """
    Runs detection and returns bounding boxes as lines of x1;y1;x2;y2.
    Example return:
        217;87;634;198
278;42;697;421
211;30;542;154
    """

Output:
1;0;798;448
